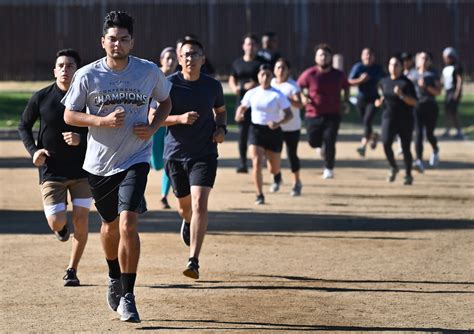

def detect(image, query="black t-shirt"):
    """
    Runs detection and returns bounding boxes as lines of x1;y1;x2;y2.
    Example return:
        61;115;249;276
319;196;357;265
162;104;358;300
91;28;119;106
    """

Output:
230;57;263;100
379;75;417;119
18;83;88;183
257;49;281;68
164;72;225;161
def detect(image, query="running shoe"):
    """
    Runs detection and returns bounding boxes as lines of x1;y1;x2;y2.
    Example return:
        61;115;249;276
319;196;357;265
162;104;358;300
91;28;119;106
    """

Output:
160;197;171;209
63;268;80;287
413;159;425;173
117;293;140;323
404;175;414;185
370;132;379;150
322;168;334;179
356;145;366;157
270;180;281;193
236;166;248;174
255;194;265;205
290;181;302;197
386;166;399;182
429;150;440;167
180;219;190;247
54;224;70;242
183;257;199;279
107;277;122;311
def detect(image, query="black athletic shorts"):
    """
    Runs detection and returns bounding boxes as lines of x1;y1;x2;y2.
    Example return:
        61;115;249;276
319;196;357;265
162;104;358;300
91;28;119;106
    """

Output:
87;162;150;223
248;123;283;153
165;155;218;198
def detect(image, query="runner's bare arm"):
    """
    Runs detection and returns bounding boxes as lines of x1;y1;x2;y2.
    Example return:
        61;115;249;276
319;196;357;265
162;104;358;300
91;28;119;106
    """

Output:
64;108;125;128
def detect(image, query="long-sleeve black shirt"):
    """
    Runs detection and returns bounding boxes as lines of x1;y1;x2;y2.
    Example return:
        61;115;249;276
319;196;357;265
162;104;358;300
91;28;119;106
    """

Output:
18;83;88;183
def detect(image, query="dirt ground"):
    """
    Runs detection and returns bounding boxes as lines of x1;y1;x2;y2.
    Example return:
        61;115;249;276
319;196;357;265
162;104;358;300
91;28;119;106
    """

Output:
0;134;473;333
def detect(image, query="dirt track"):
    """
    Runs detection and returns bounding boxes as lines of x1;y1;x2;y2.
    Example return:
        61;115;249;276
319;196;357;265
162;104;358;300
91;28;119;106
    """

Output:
1;135;473;332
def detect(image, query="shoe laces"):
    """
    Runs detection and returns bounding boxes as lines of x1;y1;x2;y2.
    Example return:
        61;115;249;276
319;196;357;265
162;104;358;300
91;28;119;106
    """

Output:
109;278;121;293
63;268;76;280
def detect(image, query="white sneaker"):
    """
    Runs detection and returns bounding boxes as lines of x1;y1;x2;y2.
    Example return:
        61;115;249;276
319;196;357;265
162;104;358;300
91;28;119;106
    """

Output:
413;159;425;173
429;151;439;167
322;168;334;179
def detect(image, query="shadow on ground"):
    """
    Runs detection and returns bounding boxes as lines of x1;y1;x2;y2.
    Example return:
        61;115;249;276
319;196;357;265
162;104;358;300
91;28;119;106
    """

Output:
1;156;473;170
1;209;472;235
136;319;472;332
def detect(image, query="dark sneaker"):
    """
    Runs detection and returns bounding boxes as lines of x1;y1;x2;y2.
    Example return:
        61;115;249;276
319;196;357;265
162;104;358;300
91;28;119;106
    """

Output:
117;293;140;323
107;277;122;311
160;197;171;209
290;181;302;197
255;194;265;205
370;132;379;150
63;268;80;286
356;146;366;157
54;224;70;242
183;257;199;279
387;167;399;182
180;219;190;247
404;175;414;185
236;166;248;174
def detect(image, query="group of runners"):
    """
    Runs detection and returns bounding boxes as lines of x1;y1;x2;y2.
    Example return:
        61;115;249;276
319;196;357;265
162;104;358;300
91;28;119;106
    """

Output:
17;10;465;324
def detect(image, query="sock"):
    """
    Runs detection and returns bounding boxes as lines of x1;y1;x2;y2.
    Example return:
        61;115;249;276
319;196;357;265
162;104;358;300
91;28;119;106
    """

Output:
121;273;137;295
106;258;121;279
273;172;282;184
57;224;68;237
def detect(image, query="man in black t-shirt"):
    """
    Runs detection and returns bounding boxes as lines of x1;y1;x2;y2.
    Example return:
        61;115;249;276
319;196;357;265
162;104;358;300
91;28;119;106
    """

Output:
163;40;227;280
229;33;263;173
257;32;281;68
18;49;92;286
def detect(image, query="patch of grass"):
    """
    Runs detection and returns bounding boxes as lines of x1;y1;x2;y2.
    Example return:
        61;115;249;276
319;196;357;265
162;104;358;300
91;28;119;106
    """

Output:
1;91;473;131
0;92;32;128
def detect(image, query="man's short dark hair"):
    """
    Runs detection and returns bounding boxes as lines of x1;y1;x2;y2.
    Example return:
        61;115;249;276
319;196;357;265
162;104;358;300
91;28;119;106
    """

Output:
103;11;134;36
56;48;81;67
314;43;332;55
180;39;204;52
242;33;258;44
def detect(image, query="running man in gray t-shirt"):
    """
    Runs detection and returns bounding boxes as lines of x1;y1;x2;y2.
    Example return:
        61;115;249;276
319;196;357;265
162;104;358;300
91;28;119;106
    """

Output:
62;11;172;323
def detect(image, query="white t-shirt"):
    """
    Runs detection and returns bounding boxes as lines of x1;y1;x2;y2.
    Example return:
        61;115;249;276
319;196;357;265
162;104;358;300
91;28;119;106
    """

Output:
241;86;291;126
271;78;302;131
62;56;172;176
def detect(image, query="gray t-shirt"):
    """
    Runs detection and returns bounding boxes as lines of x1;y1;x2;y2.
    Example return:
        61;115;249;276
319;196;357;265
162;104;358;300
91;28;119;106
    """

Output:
62;56;171;176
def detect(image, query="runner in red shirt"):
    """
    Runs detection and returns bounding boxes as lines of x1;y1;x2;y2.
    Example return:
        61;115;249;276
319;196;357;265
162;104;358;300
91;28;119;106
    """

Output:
297;44;350;179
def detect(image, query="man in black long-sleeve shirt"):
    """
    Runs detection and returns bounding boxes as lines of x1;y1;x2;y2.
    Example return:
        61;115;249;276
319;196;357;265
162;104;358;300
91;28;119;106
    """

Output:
18;49;92;286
